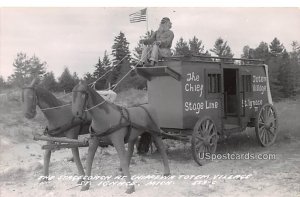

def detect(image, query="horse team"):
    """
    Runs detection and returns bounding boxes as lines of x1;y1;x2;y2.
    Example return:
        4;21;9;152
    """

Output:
22;78;170;193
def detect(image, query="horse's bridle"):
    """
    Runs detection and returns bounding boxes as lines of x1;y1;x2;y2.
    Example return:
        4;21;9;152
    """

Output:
72;90;89;113
72;89;106;112
22;86;38;110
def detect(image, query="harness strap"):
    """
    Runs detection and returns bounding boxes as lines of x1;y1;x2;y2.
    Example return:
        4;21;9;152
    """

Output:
137;105;161;136
90;122;130;138
89;105;163;143
44;119;91;136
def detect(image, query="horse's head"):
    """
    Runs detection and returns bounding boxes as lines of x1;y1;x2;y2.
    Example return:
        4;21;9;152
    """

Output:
22;78;39;119
72;80;89;118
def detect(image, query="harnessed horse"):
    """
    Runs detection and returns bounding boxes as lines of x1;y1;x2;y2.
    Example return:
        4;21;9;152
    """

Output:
22;79;91;183
72;81;170;193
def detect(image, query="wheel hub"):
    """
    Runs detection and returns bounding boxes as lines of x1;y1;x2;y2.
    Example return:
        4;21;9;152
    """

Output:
203;135;212;146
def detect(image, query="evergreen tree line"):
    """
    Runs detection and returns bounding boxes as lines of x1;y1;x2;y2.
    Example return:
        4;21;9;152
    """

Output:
1;31;299;99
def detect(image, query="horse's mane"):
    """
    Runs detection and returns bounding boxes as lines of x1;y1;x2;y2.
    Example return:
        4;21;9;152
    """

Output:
35;86;65;107
86;85;110;113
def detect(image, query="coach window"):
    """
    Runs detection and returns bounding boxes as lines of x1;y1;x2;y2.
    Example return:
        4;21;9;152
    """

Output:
208;74;221;93
242;75;252;92
205;69;222;99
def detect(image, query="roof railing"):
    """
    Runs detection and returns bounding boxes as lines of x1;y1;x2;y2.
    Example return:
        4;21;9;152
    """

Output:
162;55;264;65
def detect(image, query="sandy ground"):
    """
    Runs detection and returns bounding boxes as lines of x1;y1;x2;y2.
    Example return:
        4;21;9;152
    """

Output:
0;96;299;197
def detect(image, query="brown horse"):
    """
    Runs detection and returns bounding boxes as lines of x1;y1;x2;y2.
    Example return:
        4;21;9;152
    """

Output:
72;81;170;193
22;79;91;183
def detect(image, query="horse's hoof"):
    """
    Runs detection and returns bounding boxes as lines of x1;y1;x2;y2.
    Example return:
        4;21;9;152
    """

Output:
125;185;135;194
80;181;90;191
163;173;171;177
77;178;84;184
81;185;90;191
39;177;48;183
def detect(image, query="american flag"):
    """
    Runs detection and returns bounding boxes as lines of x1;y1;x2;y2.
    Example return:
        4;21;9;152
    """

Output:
129;8;147;23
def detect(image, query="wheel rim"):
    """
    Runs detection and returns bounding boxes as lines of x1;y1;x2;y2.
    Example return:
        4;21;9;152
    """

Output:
192;117;218;166
256;104;278;147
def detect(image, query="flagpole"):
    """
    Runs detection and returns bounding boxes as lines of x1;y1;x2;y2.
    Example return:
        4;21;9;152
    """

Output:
146;7;148;33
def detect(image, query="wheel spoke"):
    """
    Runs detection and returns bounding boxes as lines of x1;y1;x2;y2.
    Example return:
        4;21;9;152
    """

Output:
261;129;266;144
208;124;214;135
198;143;205;153
205;120;209;131
203;145;208;153
259;128;265;141
195;140;204;150
263;107;268;121
200;123;206;133
195;134;205;141
259;114;265;124
267;127;276;137
265;128;270;144
264;128;269;144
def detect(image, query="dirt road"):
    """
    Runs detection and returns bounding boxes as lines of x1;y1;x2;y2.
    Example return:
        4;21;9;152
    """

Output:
0;98;299;197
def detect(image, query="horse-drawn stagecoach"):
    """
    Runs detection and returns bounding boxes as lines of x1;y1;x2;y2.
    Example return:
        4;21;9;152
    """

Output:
24;55;278;193
136;55;278;165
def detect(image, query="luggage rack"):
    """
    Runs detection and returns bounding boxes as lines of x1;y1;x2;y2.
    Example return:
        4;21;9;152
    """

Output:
160;55;264;66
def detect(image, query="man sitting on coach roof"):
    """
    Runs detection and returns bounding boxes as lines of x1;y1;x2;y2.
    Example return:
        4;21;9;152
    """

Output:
138;17;174;67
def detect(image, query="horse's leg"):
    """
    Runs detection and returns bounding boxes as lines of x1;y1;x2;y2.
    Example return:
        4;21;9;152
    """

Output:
118;139;136;175
40;141;52;182
112;137;135;194
127;139;136;167
66;130;85;184
81;136;99;191
71;148;85;184
151;134;171;176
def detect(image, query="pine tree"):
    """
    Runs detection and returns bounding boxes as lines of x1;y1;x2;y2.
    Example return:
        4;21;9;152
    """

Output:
277;51;295;97
10;53;29;87
269;37;285;56
108;32;131;90
110;32;132;91
0;76;7;89
41;72;58;91
241;45;255;59
175;37;190;56
189;36;205;56
253;42;270;60
10;52;47;87
132;31;154;64
210;37;234;58
93;51;111;90
83;72;96;85
28;55;47;79
58;67;77;92
289;41;300;95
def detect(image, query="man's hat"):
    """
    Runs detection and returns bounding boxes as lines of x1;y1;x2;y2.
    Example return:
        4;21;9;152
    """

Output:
161;17;170;24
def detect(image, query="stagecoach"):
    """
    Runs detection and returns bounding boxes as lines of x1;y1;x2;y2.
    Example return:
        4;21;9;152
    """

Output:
136;55;278;165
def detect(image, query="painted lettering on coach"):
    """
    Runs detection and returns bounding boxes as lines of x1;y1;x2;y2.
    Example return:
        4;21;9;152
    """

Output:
252;75;267;95
183;72;219;115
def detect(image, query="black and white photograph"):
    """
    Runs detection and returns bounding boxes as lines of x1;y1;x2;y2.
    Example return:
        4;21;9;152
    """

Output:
0;4;300;197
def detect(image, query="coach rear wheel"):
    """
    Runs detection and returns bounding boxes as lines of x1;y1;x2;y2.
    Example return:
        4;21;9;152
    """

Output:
255;104;278;147
191;117;218;166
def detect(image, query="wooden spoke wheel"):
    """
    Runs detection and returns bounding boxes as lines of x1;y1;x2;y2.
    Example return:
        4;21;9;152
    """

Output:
191;117;218;166
255;104;278;147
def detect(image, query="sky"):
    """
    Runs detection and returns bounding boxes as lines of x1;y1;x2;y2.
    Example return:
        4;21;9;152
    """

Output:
0;7;300;80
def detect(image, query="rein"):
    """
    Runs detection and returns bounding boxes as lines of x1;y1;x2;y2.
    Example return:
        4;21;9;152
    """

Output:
22;86;70;111
73;86;162;142
72;90;106;112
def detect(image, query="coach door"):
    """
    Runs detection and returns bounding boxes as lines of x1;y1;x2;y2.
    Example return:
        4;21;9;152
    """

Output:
223;68;240;117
